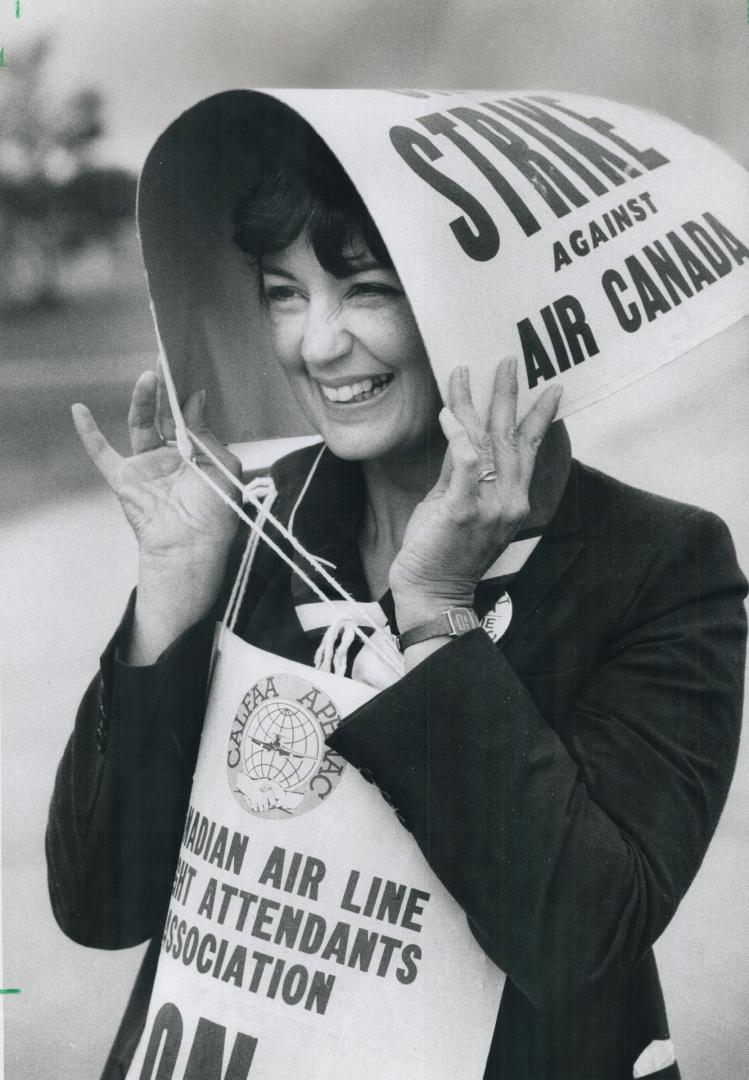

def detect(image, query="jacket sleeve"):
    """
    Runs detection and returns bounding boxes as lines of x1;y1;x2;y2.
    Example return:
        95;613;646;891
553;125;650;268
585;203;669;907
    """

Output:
46;593;216;949
328;508;747;1009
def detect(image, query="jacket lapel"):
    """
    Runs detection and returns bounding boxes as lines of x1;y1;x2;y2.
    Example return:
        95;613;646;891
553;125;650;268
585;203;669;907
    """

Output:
503;461;584;641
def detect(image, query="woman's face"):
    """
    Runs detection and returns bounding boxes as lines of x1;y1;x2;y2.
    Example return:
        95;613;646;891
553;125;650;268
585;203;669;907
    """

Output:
260;234;443;462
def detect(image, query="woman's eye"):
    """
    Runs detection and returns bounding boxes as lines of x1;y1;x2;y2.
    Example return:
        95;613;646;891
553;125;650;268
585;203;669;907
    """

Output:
347;282;402;301
264;285;299;304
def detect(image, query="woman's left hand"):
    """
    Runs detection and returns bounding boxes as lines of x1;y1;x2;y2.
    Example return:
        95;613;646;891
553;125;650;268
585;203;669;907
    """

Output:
390;357;561;630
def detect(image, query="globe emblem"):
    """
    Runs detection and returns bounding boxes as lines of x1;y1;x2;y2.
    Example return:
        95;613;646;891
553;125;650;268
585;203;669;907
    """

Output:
228;674;344;818
242;697;323;792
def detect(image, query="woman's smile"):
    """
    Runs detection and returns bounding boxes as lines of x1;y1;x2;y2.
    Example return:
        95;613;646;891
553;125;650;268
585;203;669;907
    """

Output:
260;234;442;460
317;372;394;405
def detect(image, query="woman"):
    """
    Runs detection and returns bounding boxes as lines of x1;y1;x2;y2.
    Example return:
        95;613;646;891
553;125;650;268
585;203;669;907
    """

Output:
48;102;747;1080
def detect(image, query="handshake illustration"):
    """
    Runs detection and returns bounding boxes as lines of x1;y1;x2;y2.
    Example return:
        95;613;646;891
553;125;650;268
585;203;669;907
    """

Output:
234;773;305;813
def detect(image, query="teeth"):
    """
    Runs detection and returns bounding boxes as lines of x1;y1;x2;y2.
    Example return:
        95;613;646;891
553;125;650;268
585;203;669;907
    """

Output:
321;375;391;403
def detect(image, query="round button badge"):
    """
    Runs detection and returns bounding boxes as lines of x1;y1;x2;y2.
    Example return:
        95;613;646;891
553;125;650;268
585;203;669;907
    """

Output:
481;592;513;642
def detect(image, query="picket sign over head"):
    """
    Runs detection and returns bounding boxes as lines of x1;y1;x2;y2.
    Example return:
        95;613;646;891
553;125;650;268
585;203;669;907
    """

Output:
137;89;749;443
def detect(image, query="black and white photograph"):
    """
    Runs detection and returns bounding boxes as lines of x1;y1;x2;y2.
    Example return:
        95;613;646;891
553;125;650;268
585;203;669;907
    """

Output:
2;3;748;1078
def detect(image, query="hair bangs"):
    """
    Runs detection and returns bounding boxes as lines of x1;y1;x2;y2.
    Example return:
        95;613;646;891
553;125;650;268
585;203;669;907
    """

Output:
233;126;393;281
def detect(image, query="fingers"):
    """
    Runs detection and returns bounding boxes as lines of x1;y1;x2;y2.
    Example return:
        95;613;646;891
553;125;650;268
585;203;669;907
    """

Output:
182;388;207;431
154;382;210;453
128;371;162;454
448;365;495;475
487;356;562;478
128;374;218;464
427;436;454;498
448;366;482;429
71;403;123;487
156;371;176;443
488;356;520;453
182;388;242;481
127;372;211;457
439;407;478;509
444;358;563;501
517;384;563;477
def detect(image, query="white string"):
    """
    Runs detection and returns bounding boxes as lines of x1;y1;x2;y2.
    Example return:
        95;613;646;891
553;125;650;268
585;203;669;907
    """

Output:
222;477;277;638
229;507;268;632
187;428;397;647
288;441;326;535
285;442;338;571
183;455;403;677
314;618;339;674
314;616;359;677
156;345;192;459
222;531;254;634
333;622;358;677
224;477;274;630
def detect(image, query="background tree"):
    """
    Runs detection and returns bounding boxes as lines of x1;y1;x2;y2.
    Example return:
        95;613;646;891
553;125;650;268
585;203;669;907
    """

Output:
0;36;136;310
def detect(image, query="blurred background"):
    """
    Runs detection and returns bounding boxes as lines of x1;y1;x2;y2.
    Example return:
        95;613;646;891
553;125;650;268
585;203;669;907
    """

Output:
2;1;748;1077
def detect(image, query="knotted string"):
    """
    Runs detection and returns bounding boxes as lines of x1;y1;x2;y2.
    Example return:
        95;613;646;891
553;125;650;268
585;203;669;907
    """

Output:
182;429;403;678
315;614;359;677
219;475;278;650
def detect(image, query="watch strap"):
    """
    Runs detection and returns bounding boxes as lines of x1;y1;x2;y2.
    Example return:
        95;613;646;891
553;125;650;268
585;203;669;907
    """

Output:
398;607;480;651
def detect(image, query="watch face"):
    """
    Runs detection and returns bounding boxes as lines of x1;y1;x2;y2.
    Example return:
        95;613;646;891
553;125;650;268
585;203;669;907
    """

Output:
447;608;480;635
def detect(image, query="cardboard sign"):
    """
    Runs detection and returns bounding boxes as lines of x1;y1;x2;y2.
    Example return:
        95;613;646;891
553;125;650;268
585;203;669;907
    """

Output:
137;88;749;440
128;89;749;1077
127;629;504;1080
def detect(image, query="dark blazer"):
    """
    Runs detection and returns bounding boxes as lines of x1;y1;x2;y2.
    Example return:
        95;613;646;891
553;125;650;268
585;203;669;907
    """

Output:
46;455;747;1080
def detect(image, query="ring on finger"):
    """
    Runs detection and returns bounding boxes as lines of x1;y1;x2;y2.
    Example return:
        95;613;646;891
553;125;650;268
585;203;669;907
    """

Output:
478;468;498;483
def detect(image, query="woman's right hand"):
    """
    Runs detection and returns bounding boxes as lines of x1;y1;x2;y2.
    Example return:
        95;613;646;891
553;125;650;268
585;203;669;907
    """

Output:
72;371;242;662
73;370;241;561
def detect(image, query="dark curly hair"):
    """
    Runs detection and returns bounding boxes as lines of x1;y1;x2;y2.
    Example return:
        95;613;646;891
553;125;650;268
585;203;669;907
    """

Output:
232;119;392;279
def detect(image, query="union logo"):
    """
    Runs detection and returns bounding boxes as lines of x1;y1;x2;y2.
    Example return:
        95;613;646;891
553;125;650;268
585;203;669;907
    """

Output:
226;673;346;818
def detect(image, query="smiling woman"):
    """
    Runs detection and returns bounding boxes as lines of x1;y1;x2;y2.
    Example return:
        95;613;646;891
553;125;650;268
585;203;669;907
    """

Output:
225;129;565;605
46;92;747;1080
232;135;442;463
255;236;441;462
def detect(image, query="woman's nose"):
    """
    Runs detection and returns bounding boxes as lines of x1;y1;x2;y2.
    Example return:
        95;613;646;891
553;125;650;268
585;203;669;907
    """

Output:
300;301;353;366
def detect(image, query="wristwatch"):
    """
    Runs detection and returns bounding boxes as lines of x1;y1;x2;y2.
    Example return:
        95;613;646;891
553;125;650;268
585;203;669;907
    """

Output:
398;606;480;651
